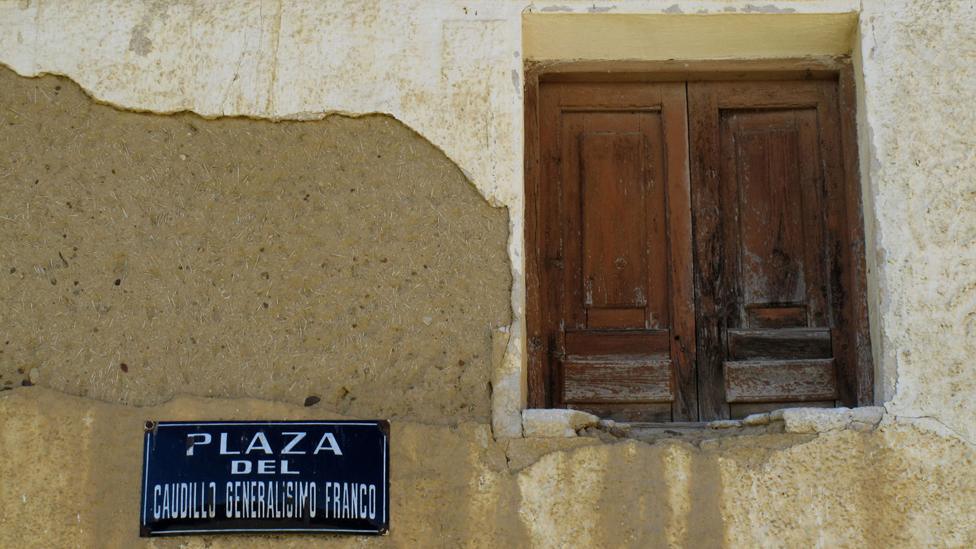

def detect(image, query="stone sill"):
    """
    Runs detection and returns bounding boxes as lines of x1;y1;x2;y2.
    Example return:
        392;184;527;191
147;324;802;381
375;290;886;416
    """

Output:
522;406;886;443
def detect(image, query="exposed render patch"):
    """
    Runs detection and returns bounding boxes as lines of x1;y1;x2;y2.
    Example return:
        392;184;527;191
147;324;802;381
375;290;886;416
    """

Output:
0;68;512;423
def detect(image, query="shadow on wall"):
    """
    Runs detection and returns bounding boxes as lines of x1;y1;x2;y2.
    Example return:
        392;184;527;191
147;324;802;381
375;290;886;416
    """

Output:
0;66;512;424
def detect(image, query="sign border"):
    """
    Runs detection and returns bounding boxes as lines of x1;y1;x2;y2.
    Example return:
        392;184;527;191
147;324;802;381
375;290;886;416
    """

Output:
139;419;390;537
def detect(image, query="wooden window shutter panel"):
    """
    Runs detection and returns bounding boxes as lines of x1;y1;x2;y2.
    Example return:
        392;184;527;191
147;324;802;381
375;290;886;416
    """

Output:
688;80;866;420
533;82;696;422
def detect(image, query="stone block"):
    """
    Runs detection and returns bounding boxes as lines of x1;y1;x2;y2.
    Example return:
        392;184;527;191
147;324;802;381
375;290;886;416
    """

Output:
781;407;852;434
742;413;771;426
522;409;600;438
850;406;885;426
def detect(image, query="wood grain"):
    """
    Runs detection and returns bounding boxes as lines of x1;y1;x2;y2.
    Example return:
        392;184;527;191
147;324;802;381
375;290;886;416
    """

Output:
563;356;673;403
526;60;872;420
689;79;858;419
727;328;832;360
564;329;670;356
725;359;837;402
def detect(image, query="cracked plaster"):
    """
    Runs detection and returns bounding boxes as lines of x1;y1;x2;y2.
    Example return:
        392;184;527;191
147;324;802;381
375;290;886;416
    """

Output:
0;4;974;535
1;0;910;440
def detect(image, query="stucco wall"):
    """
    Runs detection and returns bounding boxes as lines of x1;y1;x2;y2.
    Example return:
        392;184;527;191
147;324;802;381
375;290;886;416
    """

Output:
854;0;976;442
5;0;968;441
0;0;975;546
2;389;974;548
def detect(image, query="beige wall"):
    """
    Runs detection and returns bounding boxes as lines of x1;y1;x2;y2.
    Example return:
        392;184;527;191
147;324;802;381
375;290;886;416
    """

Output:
0;0;974;546
3;389;974;547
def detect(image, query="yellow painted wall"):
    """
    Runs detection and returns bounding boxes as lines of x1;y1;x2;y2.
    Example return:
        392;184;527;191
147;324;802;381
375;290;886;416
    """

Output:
523;13;858;61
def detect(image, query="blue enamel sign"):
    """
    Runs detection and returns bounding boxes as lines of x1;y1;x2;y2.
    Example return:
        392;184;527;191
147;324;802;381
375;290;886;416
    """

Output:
139;420;390;536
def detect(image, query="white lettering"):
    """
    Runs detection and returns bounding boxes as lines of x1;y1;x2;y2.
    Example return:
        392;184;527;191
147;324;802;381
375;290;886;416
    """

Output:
281;459;299;475
225;483;233;518
309;482;317;518
285;482;295;518
281;431;307;454
185;433;212;456
233;482;242;518
350;482;358;518
333;482;340;517
162;484;171;519
245;432;273;455
360;484;368;518
313;432;343;455
153;485;162;520
323;482;331;516
368;484;376;519
179;483;189;518
220;432;240;455
231;460;252;475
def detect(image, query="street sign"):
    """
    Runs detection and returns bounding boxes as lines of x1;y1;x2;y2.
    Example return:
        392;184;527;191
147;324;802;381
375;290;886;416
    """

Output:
139;420;389;536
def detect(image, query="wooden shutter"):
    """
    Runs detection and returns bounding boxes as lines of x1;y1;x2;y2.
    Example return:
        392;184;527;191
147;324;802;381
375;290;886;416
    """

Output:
532;82;696;422
688;80;866;420
526;66;872;423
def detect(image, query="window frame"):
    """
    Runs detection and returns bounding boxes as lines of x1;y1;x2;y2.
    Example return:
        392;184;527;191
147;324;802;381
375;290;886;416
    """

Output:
523;58;873;417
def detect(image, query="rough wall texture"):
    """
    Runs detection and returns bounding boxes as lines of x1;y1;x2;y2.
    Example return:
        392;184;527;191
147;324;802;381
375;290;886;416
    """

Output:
0;68;511;422
0;0;975;546
2;388;974;548
2;0;967;442
858;0;976;442
0;0;873;437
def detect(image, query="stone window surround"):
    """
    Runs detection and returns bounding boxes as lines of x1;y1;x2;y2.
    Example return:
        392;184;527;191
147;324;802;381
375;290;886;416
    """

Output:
493;9;887;439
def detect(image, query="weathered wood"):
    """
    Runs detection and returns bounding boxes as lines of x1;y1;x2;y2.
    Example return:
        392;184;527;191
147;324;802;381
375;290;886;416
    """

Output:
564;329;670;356
720;107;829;327
661;83;697;422
562;356;673;403
690;79;858;419
559;108;586;332
538;81;569;407
586;308;646;329
839;66;875;406
526;60;872;421
580;131;648;311
746;305;808;329
733;119;806;309
641;111;671;331
817;80;860;408
688;82;727;420
567;403;672;423
534;81;695;419
524;68;546;407
727;328;832;360
725;359;838;402
533;58;850;83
